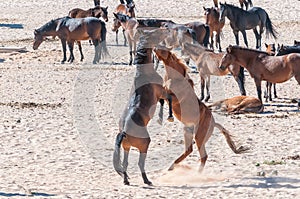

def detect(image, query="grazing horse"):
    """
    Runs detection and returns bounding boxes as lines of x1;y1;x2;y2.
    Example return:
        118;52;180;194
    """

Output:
219;3;277;49
182;43;246;102
208;96;263;114
154;47;249;172
203;6;225;52
33;16;108;64
219;45;300;108
112;1;136;46
113;28;174;186
264;43;277;102
68;6;108;22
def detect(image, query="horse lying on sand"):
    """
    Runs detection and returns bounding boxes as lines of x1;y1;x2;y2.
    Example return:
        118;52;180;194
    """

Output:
154;46;249;172
208;96;263;114
113;28;174;186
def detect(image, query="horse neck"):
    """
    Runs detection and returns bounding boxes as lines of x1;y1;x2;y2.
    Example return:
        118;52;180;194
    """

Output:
225;7;240;22
232;48;257;67
38;20;58;37
135;48;155;74
164;56;187;80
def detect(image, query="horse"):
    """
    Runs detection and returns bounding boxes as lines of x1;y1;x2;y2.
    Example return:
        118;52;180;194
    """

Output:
219;2;277;49
264;43;278;102
112;1;136;46
33;16;108;64
219;45;300;108
113;28;174;186
68;6;108;22
276;44;300;56
113;13;173;65
153;46;249;172
182;42;246;102
208;96;263;114
203;6;225;52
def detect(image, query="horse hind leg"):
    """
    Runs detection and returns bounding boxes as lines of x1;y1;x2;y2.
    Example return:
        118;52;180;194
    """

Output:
241;30;249;48
76;41;84;61
253;28;261;49
122;149;130;185
204;76;211;102
169;126;194;171
137;138;152;185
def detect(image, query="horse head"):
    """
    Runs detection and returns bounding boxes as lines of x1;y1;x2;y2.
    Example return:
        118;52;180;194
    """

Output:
219;45;235;70
33;29;44;50
219;2;228;22
265;43;276;55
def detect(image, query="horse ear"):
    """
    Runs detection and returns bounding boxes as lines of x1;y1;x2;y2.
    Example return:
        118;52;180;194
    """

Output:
105;6;108;10
265;43;268;48
34;29;38;35
113;12;118;18
203;6;207;11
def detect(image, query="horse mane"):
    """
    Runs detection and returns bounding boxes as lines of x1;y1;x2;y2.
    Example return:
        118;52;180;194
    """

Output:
223;3;247;13
37;17;67;33
230;45;270;55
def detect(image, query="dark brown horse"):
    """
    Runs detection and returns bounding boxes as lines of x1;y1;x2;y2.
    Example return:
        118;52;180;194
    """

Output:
112;1;136;46
154;46;249;172
220;45;300;108
33;16;108;64
219;3;277;49
68;6;108;22
113;28;174;186
203;6;225;52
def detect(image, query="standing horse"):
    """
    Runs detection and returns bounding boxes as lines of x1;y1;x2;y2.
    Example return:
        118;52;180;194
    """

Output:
154;47;249;172
68;6;108;22
219;3;277;49
264;43;278;102
33;16;108;64
219;45;300;108
93;0;100;6
203;6;225;52
112;1;136;46
113;28;174;186
182;42;246;102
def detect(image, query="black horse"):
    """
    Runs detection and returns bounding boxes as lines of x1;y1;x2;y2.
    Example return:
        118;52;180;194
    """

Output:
219;2;277;49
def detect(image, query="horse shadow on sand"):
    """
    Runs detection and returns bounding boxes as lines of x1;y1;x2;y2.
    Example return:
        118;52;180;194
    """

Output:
0;23;23;29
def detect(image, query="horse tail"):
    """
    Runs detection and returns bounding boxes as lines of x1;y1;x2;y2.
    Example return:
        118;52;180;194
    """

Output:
214;123;250;154
203;25;210;48
99;20;109;58
265;12;278;40
113;131;126;177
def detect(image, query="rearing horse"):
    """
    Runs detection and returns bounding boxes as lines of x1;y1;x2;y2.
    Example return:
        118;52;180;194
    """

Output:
154;46;249;172
113;28;174;186
219;2;277;49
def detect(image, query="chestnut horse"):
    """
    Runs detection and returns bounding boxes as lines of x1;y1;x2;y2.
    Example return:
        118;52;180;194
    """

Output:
219;3;277;49
208;96;263;114
113;28;174;186
112;1;136;46
203;6;225;52
68;6;108;22
182;43;246;102
264;43;277;102
220;45;300;108
33;16;108;64
154;46;249;172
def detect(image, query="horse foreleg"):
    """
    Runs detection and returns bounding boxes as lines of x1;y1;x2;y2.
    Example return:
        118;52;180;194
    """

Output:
115;29;119;45
77;41;84;61
233;30;240;46
122;29;127;46
157;99;164;125
273;83;277;98
210;33;214;50
241;30;248;48
200;76;205;101
216;31;222;52
204;76;211;102
60;39;67;64
254;78;263;102
169;126;194;171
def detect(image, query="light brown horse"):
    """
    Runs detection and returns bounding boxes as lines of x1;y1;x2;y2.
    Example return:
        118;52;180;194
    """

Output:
208;96;264;114
33;16;108;64
68;6;108;22
182;43;246;102
203;6;225;52
264;43;277;102
113;28;174;186
220;45;300;108
154;46;249;172
112;2;136;46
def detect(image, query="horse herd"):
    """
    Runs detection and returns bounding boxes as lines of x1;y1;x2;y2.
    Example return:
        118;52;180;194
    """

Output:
32;0;300;185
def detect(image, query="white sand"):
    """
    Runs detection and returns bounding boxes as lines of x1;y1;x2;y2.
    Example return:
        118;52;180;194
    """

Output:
0;0;299;198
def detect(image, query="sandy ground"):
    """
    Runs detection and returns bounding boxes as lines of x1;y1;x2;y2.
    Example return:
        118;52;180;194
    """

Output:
0;0;300;198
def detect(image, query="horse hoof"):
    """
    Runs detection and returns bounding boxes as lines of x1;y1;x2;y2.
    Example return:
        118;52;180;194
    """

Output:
144;180;153;186
168;163;175;171
167;116;174;122
124;181;130;185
